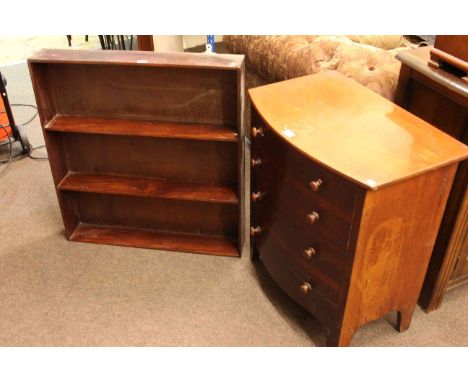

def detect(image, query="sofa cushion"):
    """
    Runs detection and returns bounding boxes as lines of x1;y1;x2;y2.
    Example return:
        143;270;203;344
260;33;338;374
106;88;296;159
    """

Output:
345;35;406;50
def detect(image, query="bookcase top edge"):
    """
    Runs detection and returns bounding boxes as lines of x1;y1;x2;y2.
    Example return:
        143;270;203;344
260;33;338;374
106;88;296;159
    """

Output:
28;48;245;70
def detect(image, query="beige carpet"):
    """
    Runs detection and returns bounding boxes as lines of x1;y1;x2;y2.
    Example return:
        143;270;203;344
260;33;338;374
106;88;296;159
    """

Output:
0;63;467;346
0;35;100;65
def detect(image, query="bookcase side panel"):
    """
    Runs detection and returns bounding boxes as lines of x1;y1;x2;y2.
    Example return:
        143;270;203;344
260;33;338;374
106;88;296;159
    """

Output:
28;63;79;236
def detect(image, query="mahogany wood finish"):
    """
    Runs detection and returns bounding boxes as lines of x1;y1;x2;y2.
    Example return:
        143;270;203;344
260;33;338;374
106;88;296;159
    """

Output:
71;224;238;257
60;133;237;186
136;35;154;51
249;71;468;346
46;115;239;142
250;73;464;190
433;36;468;63
28;48;243;70
396;46;468;312
75;193;237;237
429;36;468;79
58;173;238;204
28;49;245;257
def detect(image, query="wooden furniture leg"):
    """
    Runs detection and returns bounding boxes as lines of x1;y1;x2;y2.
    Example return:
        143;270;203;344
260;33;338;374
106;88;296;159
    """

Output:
325;325;354;347
397;305;416;333
251;244;261;262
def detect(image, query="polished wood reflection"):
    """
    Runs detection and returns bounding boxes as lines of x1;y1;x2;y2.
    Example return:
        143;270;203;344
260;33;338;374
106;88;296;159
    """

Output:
249;71;467;190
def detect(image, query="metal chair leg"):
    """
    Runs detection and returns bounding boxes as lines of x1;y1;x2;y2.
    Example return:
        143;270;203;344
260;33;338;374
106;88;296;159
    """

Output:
99;35;106;49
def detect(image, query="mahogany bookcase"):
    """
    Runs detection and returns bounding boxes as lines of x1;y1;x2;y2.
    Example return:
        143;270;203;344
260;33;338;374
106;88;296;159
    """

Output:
28;49;245;257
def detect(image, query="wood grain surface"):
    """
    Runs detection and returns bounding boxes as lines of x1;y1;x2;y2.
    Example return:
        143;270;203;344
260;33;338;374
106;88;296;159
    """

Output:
58;173;239;204
29;48;244;70
71;224;238;257
47;115;239;142
339;164;457;345
249;71;468;190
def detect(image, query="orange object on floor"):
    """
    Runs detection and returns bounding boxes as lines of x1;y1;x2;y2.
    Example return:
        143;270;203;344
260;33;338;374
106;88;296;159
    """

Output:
0;96;12;140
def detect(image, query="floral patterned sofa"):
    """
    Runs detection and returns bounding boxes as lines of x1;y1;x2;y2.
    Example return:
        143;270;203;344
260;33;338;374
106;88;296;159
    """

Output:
223;35;410;101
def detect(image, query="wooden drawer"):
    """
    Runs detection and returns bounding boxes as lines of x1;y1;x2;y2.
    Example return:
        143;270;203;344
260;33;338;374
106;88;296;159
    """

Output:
270;199;349;278
259;231;341;320
252;156;355;250
270;229;348;306
253;194;349;304
251;114;359;217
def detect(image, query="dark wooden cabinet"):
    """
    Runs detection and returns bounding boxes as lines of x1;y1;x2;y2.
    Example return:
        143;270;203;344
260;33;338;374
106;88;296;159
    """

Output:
429;35;468;77
28;49;245;257
249;72;468;346
395;46;468;311
136;35;154;51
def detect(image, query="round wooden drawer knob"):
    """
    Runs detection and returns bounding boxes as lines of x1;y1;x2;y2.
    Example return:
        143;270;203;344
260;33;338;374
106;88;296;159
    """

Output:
303;247;316;260
306;211;320;225
251;158;262;167
309;178;323;192
251;126;264;138
299;282;313;295
250;226;262;237
251;191;263;202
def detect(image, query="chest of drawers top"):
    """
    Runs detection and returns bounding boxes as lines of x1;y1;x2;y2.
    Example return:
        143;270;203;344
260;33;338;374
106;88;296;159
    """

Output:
248;71;468;190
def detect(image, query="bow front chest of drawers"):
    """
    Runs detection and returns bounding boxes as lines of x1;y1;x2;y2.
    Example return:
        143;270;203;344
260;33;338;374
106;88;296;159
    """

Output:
249;72;468;346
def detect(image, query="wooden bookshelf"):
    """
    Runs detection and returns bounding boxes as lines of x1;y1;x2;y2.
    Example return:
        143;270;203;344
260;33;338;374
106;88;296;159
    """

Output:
28;49;245;257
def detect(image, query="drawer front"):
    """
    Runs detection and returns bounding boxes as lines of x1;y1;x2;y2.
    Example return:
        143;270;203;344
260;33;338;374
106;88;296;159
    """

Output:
251;113;359;217
259;231;342;322
251;155;355;250
253;192;350;305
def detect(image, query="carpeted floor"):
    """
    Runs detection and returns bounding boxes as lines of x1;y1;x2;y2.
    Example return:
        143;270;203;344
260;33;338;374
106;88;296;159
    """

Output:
0;35;100;65
0;62;467;347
